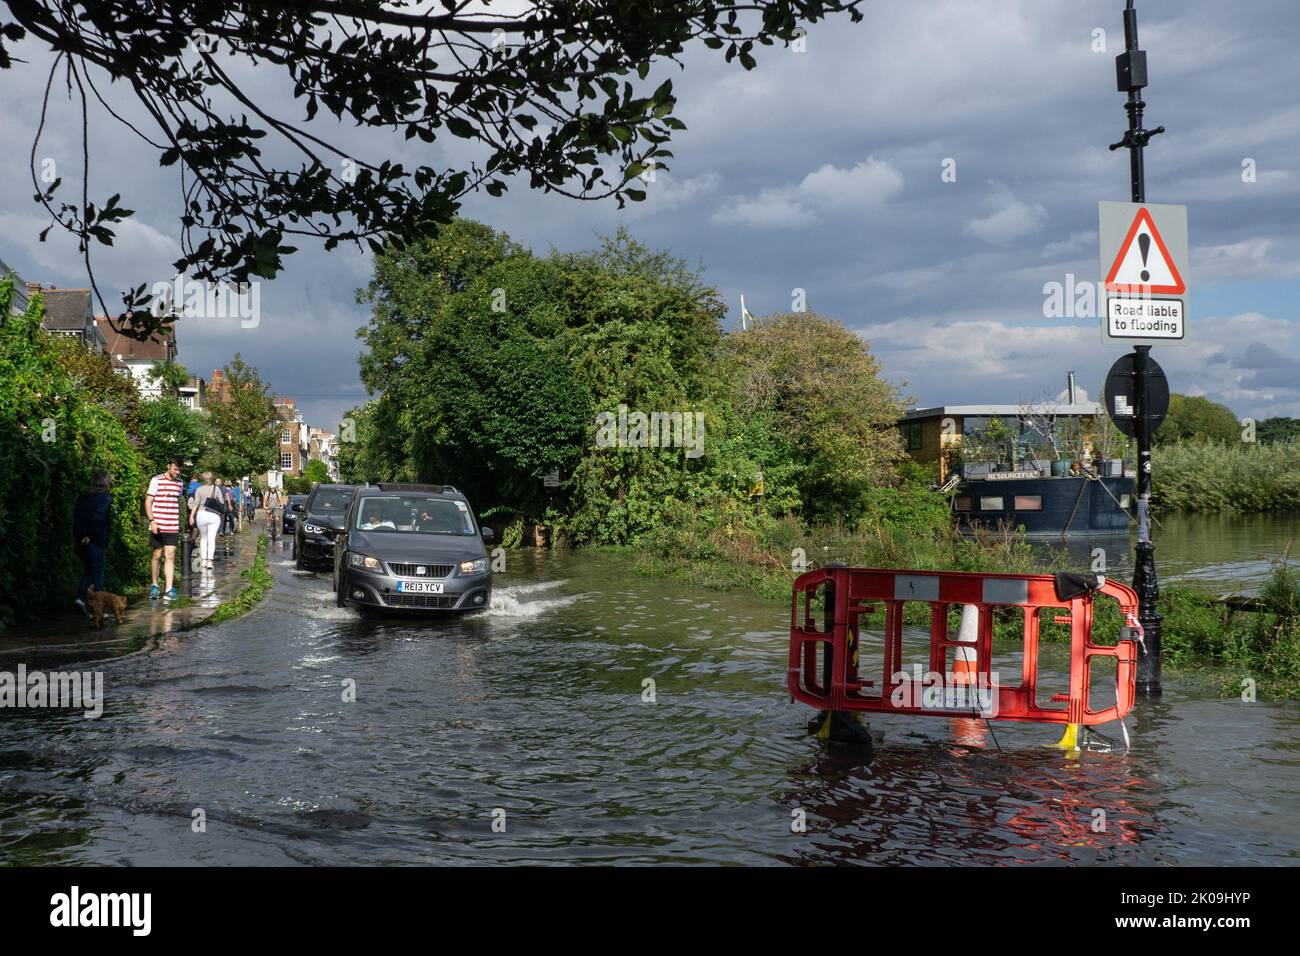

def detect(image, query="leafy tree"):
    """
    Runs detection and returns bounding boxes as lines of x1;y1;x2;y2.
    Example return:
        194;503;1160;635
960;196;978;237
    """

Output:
3;0;864;333
1155;394;1241;446
1257;417;1300;445
303;458;329;485
723;312;906;523
356;222;915;542
336;399;407;484
202;353;278;477
136;396;210;472
358;222;734;541
148;359;191;399
48;332;141;430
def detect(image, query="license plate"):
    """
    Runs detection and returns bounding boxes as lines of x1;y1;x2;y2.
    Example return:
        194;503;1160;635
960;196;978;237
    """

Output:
396;580;443;594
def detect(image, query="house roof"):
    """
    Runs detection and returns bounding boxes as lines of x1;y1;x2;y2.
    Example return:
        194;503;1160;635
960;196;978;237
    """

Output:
95;315;176;364
39;288;93;331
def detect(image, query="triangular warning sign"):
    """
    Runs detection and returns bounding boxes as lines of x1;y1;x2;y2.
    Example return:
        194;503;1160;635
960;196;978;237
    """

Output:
1105;207;1186;295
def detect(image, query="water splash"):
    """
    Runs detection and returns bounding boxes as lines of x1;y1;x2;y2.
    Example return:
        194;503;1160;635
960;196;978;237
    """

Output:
488;580;580;618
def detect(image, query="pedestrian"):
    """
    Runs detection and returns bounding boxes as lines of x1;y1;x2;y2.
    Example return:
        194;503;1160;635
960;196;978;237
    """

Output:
189;471;223;570
73;469;112;617
145;458;185;602
214;478;229;535
228;481;242;533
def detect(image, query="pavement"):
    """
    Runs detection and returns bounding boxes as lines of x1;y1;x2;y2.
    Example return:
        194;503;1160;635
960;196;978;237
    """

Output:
0;519;268;664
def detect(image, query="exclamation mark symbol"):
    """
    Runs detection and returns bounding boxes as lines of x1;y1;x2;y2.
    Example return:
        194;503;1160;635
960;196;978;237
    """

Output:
1138;233;1151;283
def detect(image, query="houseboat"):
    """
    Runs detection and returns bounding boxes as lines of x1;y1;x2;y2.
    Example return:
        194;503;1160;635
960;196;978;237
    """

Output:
900;374;1135;537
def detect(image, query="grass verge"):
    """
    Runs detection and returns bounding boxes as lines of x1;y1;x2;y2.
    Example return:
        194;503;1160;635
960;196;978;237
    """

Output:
185;535;272;630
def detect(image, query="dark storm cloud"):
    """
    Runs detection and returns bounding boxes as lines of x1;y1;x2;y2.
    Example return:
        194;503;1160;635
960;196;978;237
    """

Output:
2;0;1299;429
1237;341;1296;369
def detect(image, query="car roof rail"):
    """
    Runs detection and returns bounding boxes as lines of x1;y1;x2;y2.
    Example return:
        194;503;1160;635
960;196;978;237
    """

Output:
372;482;462;496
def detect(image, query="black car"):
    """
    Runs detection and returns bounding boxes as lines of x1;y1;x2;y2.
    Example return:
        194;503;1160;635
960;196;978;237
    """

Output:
282;494;308;535
333;484;494;613
294;483;358;570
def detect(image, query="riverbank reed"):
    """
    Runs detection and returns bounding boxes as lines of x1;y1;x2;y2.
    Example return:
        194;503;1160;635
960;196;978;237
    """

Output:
1154;441;1300;512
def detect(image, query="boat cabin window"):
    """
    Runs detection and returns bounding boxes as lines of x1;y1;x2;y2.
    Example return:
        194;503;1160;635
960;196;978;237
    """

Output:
953;496;973;512
979;496;1004;511
1013;495;1043;511
900;421;924;452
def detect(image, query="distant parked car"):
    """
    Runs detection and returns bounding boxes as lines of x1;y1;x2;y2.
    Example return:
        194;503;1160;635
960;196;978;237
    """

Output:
294;483;358;570
283;494;308;535
333;483;494;614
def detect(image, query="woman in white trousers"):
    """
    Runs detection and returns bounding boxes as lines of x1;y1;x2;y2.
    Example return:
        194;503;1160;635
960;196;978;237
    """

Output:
189;472;223;570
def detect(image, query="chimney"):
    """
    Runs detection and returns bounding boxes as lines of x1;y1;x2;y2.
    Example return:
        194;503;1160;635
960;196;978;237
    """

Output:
1067;370;1078;406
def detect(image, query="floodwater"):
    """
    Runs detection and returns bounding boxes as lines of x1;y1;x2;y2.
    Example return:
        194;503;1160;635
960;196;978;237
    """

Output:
1;530;1297;866
1041;510;1300;592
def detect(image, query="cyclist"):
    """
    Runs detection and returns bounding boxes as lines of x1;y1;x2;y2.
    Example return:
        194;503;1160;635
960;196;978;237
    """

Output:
264;485;284;539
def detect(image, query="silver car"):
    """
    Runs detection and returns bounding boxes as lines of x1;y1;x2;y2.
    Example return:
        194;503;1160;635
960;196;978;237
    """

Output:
333;484;494;613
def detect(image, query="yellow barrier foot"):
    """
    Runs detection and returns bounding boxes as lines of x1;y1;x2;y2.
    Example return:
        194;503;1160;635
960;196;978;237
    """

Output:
809;710;875;750
1049;723;1081;751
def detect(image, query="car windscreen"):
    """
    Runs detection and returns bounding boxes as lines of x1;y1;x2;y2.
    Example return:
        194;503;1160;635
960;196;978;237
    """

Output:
310;489;354;513
352;496;475;535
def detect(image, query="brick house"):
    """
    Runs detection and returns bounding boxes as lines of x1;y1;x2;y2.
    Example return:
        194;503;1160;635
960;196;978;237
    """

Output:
34;285;107;351
275;398;310;477
94;315;177;400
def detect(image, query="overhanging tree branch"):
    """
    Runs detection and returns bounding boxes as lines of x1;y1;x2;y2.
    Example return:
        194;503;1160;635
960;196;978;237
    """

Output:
2;0;864;336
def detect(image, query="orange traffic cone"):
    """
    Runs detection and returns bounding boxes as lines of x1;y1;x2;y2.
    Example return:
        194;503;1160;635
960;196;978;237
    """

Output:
950;603;987;747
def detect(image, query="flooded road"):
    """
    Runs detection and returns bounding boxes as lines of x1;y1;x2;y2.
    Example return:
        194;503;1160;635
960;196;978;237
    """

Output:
1;542;1297;865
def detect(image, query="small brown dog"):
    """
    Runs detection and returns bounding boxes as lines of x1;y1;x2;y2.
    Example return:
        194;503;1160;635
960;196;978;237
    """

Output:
86;585;128;629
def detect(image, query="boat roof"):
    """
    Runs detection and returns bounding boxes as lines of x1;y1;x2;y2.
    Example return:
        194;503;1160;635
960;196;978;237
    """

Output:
902;402;1100;421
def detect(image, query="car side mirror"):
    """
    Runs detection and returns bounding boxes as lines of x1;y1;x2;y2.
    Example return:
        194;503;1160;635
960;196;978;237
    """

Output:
481;527;494;542
293;503;304;513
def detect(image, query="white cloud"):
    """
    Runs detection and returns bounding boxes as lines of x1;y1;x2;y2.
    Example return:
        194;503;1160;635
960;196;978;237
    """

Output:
623;171;722;220
1041;230;1097;259
711;190;818;229
797;158;904;208
711;156;902;229
1193;237;1300;281
963;182;1048;245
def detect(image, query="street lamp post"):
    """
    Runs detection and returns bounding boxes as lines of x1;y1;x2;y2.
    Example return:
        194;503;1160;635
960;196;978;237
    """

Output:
1109;0;1165;696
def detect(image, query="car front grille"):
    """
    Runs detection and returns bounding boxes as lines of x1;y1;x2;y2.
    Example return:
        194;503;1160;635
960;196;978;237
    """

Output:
383;593;456;609
386;563;453;578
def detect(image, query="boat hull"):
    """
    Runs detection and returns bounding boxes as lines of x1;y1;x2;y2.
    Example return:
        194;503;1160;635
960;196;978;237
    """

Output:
954;475;1134;537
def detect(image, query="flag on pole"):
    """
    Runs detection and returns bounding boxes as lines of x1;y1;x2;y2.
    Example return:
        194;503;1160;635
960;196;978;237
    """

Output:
740;294;756;330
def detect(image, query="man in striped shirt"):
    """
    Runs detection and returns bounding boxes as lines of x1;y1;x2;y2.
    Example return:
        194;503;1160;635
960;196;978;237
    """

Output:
145;458;186;601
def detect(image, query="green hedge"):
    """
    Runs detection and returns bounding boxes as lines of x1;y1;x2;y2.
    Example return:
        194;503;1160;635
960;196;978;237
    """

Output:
0;282;152;623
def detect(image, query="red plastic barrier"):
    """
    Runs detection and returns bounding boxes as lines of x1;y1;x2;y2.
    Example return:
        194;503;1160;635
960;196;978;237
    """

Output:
788;568;1140;726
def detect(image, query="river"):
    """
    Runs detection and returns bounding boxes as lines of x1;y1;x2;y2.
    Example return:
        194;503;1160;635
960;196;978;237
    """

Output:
1;521;1297;865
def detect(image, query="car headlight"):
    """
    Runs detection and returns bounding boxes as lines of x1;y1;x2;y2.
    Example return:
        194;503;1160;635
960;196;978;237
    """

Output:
349;553;381;570
305;522;325;534
458;558;489;575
